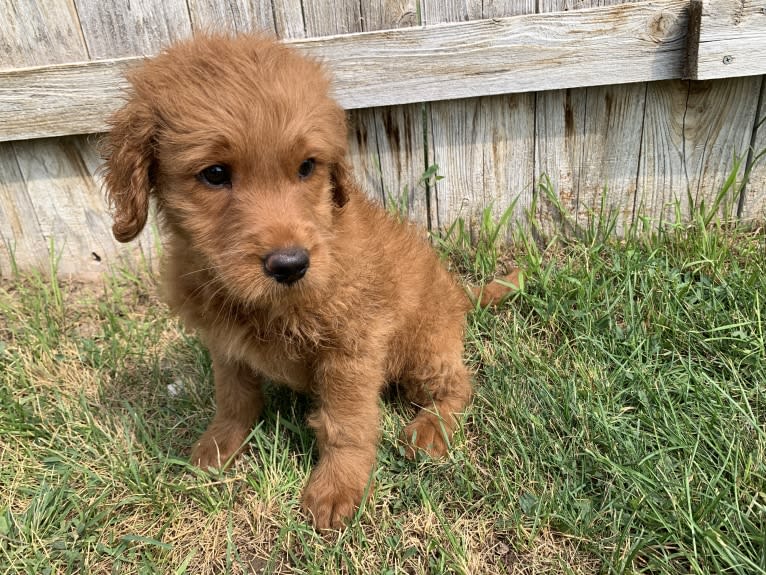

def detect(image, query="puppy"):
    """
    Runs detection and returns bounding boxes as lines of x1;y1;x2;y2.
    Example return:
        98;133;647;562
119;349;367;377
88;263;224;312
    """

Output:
102;34;515;529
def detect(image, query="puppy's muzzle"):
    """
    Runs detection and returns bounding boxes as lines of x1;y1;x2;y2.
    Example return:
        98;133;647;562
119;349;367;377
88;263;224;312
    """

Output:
263;247;310;285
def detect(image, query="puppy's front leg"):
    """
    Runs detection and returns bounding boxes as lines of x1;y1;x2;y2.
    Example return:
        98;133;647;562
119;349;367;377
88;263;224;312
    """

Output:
302;356;382;530
191;351;264;470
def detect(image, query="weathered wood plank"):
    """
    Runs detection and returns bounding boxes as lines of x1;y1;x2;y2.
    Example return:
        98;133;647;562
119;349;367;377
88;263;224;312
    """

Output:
737;77;766;222
685;78;763;216
534;87;588;235
186;0;276;34
356;0;427;223
687;0;766;80
578;82;647;232
634;80;688;225
484;0;537;238
5;136;122;278
637;77;762;226
423;0;481;232
73;0;193;58
477;1;537;18
535;0;648;238
0;59;136;141
0;142;49;274
361;0;419;28
428;94;536;232
0;0;690;142
424;0;537;236
303;0;363;35
0;0;87;69
272;0;306;39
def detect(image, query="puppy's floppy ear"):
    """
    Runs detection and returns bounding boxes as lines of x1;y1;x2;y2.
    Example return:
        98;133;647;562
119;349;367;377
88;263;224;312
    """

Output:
330;160;353;208
100;98;156;243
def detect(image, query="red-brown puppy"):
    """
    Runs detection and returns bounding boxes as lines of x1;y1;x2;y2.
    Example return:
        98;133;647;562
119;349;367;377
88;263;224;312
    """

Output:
102;34;507;530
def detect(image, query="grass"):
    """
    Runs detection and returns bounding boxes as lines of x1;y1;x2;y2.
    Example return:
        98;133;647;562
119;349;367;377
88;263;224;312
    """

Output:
2;199;766;574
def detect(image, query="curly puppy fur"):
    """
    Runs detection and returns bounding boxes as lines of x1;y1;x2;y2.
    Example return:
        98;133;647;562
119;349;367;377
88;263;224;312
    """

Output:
102;34;510;530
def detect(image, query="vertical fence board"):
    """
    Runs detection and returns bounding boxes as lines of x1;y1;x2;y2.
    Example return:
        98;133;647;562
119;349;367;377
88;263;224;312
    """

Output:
536;0;646;238
741;78;766;222
0;0;86;69
186;0;275;33
358;1;427;223
478;1;536;17
361;0;418;28
0;143;47;274
9;137;114;278
635;80;688;225
637;77;762;226
303;0;362;35
534;87;587;233
73;0;192;58
272;0;306;38
424;0;536;237
579;83;647;232
685;78;762;216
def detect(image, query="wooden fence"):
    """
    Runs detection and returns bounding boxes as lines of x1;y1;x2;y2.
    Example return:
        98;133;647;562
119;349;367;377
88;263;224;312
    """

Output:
0;0;764;277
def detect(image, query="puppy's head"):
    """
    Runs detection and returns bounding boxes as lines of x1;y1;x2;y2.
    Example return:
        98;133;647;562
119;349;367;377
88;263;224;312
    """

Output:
102;34;352;303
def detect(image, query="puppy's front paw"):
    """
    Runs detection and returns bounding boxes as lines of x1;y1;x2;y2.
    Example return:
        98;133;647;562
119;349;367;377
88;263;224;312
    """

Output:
402;412;451;460
302;473;364;530
190;424;249;470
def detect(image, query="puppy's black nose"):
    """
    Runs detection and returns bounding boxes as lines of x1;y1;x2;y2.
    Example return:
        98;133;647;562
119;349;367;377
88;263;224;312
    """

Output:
263;248;310;284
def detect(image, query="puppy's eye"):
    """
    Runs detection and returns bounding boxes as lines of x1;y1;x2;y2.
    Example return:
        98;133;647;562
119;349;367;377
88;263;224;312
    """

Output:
298;158;315;180
198;165;232;188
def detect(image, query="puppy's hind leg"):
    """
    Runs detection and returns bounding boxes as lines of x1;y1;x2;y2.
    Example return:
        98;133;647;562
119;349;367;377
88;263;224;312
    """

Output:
191;352;264;470
401;351;472;460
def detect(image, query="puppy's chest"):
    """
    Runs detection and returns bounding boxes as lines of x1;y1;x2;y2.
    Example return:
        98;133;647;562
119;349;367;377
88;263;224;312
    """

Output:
211;313;328;392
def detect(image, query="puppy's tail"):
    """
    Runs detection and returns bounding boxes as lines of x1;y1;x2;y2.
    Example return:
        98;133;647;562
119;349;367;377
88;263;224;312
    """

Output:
468;268;522;307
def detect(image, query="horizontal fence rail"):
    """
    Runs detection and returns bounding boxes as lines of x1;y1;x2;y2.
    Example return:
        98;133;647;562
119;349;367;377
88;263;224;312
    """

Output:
1;0;691;142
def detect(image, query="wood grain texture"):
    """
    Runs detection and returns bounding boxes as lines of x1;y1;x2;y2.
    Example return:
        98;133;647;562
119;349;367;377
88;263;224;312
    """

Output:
0;59;134;141
272;0;306;39
636;80;695;224
688;0;766;80
0;0;691;142
534;88;587;234
535;0;648;237
429;94;536;231
577;83;646;231
0;0;87;69
73;0;192;58
424;0;536;236
637;77;762;226
361;0;419;28
303;0;362;35
186;0;276;34
4;136;120;278
479;1;537;17
357;0;427;223
0;142;48;274
736;77;766;222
